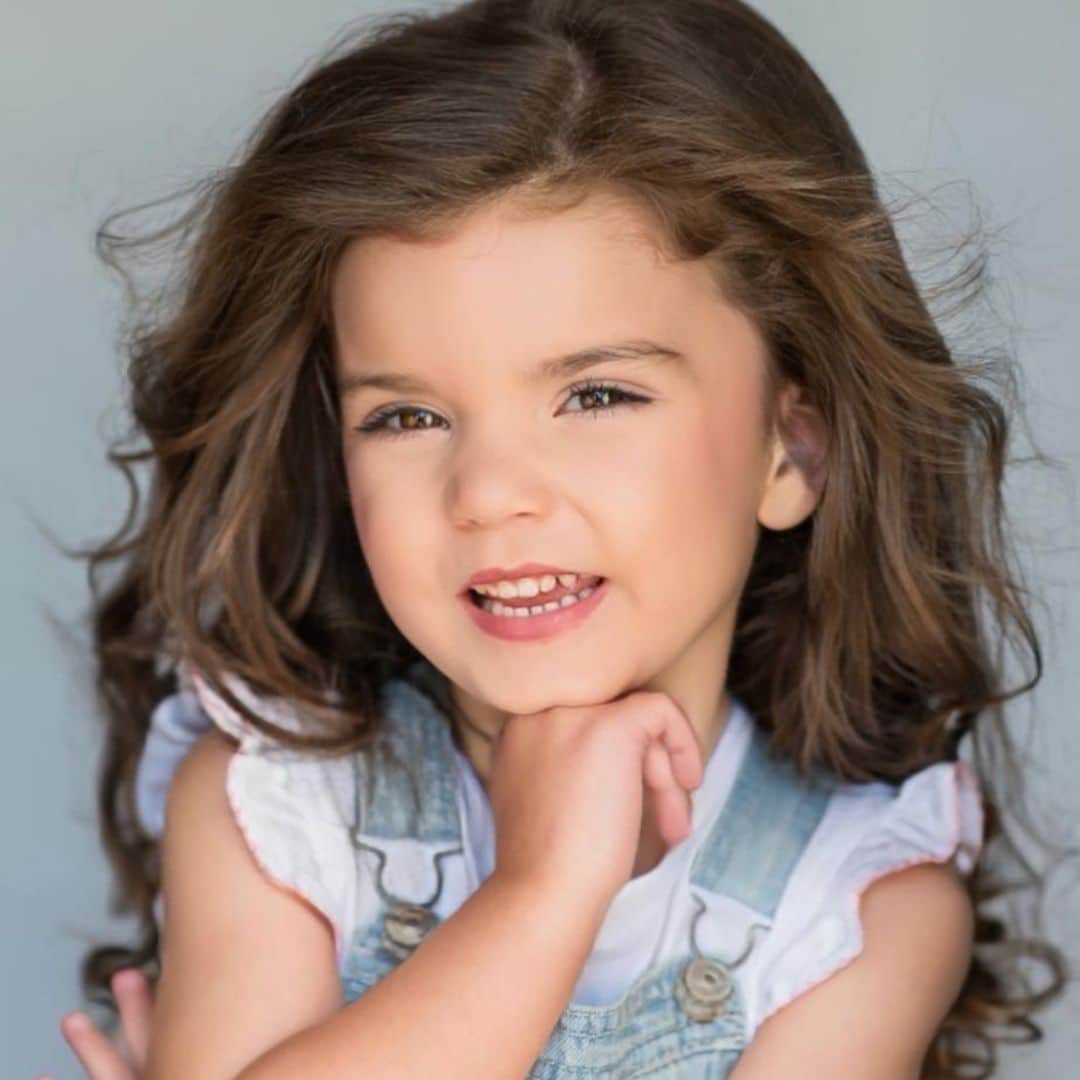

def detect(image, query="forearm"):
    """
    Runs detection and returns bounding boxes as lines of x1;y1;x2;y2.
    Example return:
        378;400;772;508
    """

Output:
235;873;608;1080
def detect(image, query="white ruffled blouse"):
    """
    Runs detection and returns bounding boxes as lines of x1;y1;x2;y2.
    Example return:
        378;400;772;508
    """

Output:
135;668;985;1040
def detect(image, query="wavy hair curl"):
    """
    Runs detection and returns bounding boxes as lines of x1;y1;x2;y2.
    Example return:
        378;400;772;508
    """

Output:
66;2;1071;1074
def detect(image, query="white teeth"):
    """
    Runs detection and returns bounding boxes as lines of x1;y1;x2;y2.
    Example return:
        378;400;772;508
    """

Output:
476;582;599;617
474;572;583;599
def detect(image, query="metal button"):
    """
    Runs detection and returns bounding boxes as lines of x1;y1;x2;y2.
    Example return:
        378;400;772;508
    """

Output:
675;956;733;1022
381;901;438;960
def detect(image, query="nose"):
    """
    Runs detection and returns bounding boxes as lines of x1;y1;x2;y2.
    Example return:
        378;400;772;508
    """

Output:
447;432;555;529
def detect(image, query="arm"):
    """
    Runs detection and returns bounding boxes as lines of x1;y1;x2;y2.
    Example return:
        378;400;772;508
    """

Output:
145;729;608;1080
144;729;342;1079
239;871;603;1080
729;860;975;1080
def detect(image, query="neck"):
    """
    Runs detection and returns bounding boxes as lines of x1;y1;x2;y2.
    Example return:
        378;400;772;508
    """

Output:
436;612;738;799
448;680;732;800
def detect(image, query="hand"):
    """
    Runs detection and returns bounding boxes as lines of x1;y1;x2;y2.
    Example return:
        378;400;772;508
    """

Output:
488;688;704;912
41;968;154;1080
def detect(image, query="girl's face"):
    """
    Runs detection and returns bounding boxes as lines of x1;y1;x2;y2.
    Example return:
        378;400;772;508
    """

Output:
331;188;816;761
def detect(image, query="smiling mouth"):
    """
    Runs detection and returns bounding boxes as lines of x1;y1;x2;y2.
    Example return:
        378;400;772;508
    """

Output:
467;575;605;610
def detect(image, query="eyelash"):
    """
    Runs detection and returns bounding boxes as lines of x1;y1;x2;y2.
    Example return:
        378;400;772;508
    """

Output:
354;380;652;440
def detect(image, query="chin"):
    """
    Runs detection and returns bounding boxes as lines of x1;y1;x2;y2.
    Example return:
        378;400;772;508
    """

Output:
481;670;630;717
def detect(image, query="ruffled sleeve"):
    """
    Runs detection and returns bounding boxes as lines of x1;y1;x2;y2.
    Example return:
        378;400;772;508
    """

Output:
178;661;312;749
751;758;985;1031
134;687;212;839
137;664;359;970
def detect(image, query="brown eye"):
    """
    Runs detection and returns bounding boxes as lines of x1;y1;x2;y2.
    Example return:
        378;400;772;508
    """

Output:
561;380;651;417
356;405;447;439
354;381;651;440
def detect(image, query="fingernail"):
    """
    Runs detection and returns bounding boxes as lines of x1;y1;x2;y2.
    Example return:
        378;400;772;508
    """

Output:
62;1012;91;1032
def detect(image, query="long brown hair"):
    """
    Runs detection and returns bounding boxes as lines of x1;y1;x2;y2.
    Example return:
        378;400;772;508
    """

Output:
67;2;1071;1074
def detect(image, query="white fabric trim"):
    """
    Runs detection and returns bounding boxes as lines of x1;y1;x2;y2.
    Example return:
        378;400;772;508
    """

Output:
134;676;985;1031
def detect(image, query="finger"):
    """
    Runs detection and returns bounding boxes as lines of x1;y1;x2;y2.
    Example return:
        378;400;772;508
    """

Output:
112;968;154;1067
638;697;704;792
651;775;694;847
641;738;676;794
642;738;694;846
59;1012;135;1080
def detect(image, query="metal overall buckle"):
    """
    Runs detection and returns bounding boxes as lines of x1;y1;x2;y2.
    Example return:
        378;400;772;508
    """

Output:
675;894;768;1022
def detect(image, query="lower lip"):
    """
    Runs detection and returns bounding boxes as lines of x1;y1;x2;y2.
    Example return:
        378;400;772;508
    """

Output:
460;578;609;642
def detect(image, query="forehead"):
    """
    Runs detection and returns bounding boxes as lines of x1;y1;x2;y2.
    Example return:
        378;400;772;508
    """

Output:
329;190;725;368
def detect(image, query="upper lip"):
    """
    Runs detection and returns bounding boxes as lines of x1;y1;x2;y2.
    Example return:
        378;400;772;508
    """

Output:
462;563;600;593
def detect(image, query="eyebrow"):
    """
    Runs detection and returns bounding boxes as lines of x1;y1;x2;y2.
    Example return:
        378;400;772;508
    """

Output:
336;338;686;397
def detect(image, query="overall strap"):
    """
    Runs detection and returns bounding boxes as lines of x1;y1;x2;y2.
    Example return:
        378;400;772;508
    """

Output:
352;660;463;847
347;659;466;957
689;715;836;919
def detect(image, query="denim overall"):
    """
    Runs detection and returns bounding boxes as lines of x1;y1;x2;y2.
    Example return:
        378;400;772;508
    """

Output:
340;661;836;1078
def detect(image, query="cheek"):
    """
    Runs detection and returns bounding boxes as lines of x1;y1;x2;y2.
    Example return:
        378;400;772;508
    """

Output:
343;456;373;547
643;400;762;527
632;401;764;594
344;459;423;592
344;449;415;548
345;476;441;645
344;448;459;617
700;395;767;522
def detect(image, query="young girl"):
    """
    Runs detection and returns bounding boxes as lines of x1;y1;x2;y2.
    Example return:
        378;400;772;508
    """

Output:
48;0;1068;1077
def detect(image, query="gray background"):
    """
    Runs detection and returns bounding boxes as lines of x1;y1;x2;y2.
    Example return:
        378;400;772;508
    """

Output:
3;2;1077;1077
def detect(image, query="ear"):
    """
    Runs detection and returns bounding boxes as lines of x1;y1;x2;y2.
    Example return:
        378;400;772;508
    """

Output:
757;381;829;532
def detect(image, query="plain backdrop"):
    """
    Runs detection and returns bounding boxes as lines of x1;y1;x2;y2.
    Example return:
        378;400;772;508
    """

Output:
3;2;1077;1076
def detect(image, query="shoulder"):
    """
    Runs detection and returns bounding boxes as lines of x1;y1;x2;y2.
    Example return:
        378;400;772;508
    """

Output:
856;857;975;1015
166;725;237;819
162;727;338;956
160;722;344;970
171;724;236;787
151;728;343;1076
162;727;252;895
150;676;362;971
732;859;973;1079
729;758;984;1079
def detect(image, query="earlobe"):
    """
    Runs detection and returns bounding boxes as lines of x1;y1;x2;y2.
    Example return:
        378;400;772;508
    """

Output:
757;441;815;532
756;383;828;532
